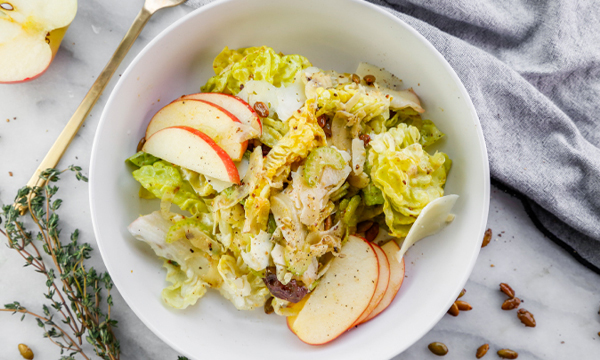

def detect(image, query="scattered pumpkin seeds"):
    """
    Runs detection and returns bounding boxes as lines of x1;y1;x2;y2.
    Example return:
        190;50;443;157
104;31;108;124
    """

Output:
501;297;521;311
18;344;34;360
517;308;536;327
482;228;492;247
428;342;448;356
499;283;515;298
476;344;489;359
497;349;518;359
447;302;459;317
456;300;472;311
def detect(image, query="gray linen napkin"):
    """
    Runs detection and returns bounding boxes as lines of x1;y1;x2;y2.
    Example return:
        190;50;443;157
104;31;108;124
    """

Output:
185;0;600;273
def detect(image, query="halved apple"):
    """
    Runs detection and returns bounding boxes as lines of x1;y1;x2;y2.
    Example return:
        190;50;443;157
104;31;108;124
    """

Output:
0;0;77;83
353;242;390;325
146;99;248;161
360;240;405;324
142;126;240;184
290;236;379;345
182;93;262;134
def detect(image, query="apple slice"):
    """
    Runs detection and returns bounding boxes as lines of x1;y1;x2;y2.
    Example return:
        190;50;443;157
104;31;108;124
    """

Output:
286;295;309;335
0;0;77;83
146;99;247;161
353;243;390;325
182;93;262;134
290;235;379;345
360;241;405;324
142;126;240;184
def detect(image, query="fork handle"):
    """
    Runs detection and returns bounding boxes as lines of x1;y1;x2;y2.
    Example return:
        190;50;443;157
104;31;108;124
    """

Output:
25;7;153;191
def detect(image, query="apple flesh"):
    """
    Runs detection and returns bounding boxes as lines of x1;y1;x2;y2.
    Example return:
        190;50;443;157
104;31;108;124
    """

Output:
146;99;247;162
142;126;240;184
290;235;379;345
360;240;405;324
285;295;309;335
182;93;262;134
0;0;77;83
353;243;390;325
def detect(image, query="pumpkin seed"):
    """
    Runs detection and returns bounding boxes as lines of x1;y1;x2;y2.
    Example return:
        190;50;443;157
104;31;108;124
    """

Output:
482;228;492;247
428;342;448;356
363;74;376;86
501;297;521;310
456;300;472;311
499;283;515;298
18;344;34;360
497;349;518;359
476;344;489;358
447;302;459;316
517;308;536;327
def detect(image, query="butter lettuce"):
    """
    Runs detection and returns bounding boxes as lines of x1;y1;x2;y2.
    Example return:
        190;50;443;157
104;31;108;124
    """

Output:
202;46;312;95
127;212;221;309
126;151;160;167
386;109;445;148
420;119;445;148
217;254;270;310
264;99;326;182
162;260;209;309
132;161;209;217
315;84;390;124
368;124;449;237
260;116;289;148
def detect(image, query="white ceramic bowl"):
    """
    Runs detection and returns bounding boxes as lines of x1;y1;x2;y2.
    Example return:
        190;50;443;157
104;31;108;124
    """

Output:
90;0;490;358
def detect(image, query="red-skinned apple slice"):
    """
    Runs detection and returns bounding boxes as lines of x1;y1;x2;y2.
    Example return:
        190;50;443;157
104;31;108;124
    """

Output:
145;99;247;162
142;126;240;184
181;93;262;134
353;242;390;326
290;235;379;345
360;240;405;324
0;0;77;83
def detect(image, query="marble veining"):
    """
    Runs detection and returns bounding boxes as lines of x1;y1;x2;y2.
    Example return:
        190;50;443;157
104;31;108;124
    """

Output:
1;1;599;359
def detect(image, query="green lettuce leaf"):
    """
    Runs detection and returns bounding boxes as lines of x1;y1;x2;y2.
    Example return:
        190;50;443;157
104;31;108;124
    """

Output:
368;124;450;237
385;109;445;148
315;84;389;123
362;183;384;206
162;260;209;309
132;161;209;216
127;212;221;309
201;46;312;95
260;116;289;148
420;119;445;148
126;151;161;167
217;254;270;310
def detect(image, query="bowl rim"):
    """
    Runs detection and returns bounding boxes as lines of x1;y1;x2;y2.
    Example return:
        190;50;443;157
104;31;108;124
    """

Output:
89;0;490;358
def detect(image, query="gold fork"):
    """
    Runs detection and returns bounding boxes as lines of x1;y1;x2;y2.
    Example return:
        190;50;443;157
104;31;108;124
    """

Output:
18;0;188;214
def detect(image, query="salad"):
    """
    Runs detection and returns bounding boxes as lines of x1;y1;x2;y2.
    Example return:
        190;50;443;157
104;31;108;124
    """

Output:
126;46;451;343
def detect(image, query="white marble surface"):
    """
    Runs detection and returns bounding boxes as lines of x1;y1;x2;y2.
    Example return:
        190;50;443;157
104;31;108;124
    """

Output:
1;1;599;359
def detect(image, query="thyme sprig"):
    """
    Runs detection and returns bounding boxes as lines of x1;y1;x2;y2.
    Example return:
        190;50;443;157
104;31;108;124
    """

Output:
0;167;120;360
